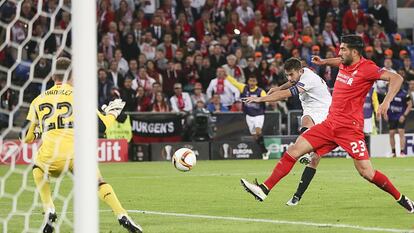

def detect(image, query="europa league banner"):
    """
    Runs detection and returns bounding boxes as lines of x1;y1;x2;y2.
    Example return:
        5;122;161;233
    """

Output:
130;113;184;142
151;142;210;161
210;141;262;160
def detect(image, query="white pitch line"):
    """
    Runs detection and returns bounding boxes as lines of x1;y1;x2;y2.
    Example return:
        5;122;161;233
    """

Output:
127;210;414;233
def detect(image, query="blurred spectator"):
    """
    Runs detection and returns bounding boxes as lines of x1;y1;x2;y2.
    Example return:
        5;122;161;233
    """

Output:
322;22;339;48
151;91;170;112
230;99;243;112
234;48;247;68
370;22;389;47
180;0;199;26
148;16;163;44
191;82;207;106
146;60;162;83
162;61;181;97
34;58;51;79
342;0;366;34
126;59;139;81
131;21;144;45
121;33;140;62
194;10;212;41
170;83;193;112
319;49;339;89
236;0;254;26
112;0;135;11
355;23;370;45
142;0;157;24
247;26;263;50
140;31;157;60
225;11;244;36
245;10;267;35
108;60;124;89
409;81;414;104
367;0;390;29
209;44;226;70
132;66;156;94
98;68;114;106
97;52;109;70
157;33;177;61
222;54;245;83
244;56;259;81
402;58;414;81
264;22;281;48
119;77;136;112
199;57;215;90
115;0;133;25
185;37;198;57
135;86;151;112
98;0;115;33
114;49;129;76
256;37;275;61
239;33;254;59
293;0;314;31
99;35;115;62
155;49;168;70
206;67;240;108
207;94;228;113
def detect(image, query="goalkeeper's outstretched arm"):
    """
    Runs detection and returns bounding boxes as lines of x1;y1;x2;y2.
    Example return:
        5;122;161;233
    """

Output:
98;99;126;129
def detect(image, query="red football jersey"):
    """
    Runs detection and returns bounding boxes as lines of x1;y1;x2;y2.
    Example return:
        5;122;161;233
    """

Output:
327;57;385;127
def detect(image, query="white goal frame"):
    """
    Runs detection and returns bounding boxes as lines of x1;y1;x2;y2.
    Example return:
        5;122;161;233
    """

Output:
72;0;98;232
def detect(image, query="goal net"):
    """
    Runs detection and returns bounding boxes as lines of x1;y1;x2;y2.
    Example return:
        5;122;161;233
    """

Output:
0;0;97;232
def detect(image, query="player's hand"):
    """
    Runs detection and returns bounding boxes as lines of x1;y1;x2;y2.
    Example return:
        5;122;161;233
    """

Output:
399;115;405;123
267;87;280;95
242;96;261;104
311;56;326;66
376;101;390;121
102;99;126;118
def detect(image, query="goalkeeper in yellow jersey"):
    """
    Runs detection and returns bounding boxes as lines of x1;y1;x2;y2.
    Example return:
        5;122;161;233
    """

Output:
23;57;142;233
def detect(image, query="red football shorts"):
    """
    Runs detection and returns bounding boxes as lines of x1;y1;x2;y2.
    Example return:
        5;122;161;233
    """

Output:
301;119;369;160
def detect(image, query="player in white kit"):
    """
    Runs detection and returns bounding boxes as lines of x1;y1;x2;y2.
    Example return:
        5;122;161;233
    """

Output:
243;58;332;206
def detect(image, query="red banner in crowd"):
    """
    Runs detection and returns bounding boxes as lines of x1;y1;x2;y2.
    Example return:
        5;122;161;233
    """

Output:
0;139;129;165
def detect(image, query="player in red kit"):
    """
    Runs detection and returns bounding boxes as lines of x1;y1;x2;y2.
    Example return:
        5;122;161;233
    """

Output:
240;35;414;213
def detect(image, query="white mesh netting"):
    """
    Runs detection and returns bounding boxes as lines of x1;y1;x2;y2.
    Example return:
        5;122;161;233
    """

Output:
0;0;73;232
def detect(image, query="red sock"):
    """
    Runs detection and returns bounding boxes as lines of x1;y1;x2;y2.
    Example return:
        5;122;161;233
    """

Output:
263;152;297;191
370;170;401;200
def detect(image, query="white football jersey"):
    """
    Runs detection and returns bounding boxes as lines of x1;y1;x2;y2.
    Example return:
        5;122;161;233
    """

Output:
296;68;332;123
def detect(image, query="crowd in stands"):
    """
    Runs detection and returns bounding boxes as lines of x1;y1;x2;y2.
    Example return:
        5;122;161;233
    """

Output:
1;0;414;123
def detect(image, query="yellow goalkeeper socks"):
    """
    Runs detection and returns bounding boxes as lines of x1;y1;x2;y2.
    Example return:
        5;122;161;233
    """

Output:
32;167;55;212
98;183;126;216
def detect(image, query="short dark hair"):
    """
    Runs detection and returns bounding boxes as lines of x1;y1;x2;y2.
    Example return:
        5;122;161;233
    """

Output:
284;58;302;71
54;57;71;81
247;75;257;81
341;35;364;54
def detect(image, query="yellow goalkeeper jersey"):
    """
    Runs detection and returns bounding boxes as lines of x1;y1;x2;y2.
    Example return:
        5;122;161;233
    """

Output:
27;83;115;163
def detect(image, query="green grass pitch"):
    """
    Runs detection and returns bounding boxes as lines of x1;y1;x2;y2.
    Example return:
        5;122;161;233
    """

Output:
1;158;413;232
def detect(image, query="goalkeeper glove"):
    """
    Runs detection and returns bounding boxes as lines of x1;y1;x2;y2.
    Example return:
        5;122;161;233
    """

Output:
101;99;126;118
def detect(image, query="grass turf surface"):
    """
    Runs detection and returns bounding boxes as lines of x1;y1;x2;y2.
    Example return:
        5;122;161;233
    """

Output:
0;158;413;232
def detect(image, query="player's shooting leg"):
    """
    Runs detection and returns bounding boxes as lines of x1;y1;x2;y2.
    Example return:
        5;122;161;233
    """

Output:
97;173;126;216
32;166;55;213
263;136;314;191
354;159;401;200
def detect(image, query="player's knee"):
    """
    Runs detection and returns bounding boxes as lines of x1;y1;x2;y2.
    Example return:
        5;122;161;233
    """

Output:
286;144;302;159
357;168;375;180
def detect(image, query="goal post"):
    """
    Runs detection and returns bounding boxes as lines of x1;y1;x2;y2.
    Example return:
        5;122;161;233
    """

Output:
72;0;98;232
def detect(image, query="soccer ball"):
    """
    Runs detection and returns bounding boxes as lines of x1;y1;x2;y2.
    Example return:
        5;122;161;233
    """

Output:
172;148;197;172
